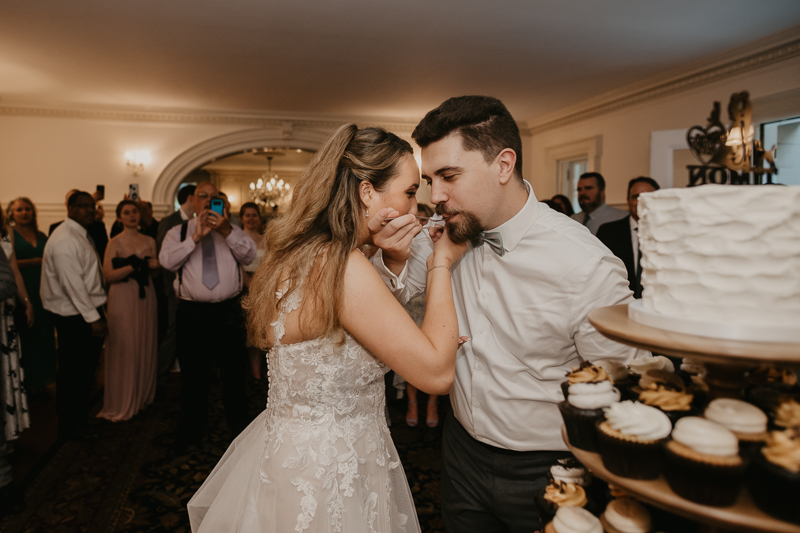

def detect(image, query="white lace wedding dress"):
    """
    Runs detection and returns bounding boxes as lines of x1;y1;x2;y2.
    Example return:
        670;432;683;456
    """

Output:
187;287;420;533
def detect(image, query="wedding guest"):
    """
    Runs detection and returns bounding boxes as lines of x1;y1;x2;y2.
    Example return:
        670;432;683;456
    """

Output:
97;200;159;421
239;202;266;380
42;191;108;441
155;185;195;395
0;205;31;441
0;247;23;519
597;177;660;299
239;202;265;287
551;194;574;216
50;189;109;263
371;96;645;531
110;199;159;240
159;182;256;449
7;197;56;393
570;172;627;235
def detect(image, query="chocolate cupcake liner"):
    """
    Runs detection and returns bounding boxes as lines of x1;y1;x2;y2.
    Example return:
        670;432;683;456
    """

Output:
558;401;603;452
748;451;800;525
596;423;665;480
561;381;570;400
663;442;747;507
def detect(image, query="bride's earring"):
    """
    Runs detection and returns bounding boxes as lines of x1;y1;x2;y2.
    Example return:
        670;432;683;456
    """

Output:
365;207;370;217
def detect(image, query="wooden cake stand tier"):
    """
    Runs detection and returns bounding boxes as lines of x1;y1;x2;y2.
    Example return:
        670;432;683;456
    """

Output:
588;305;800;366
562;426;800;533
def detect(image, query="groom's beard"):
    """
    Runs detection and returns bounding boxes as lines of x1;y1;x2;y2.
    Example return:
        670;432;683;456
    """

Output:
435;205;483;244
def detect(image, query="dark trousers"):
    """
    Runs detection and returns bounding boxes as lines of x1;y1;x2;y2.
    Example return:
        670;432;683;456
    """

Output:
441;410;571;533
175;297;249;441
51;311;105;440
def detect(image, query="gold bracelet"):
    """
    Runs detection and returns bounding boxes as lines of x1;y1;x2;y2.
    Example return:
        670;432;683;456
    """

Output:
427;264;451;275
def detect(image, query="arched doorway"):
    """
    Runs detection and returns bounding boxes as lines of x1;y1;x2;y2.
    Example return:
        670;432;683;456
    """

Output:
152;125;332;211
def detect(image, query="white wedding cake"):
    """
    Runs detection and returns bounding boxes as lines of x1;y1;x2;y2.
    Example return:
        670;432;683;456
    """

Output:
634;184;800;341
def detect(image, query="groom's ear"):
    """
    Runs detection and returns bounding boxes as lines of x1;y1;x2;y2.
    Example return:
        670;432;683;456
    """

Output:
496;148;517;185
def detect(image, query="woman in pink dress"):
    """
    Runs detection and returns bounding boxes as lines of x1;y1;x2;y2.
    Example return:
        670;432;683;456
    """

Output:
97;200;159;421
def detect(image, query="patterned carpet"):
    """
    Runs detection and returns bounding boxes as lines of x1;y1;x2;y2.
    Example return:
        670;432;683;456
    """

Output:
0;375;447;533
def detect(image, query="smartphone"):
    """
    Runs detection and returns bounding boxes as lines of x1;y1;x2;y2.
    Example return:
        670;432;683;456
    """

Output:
128;183;140;201
95;185;105;201
210;198;225;216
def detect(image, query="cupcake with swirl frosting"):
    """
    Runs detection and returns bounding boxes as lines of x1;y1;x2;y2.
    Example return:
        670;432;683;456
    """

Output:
535;480;591;530
704;398;768;454
627;355;674;377
663;417;747;506
558;372;620;452
748;428;800;524
544;506;603;533
596;401;672;479
561;362;610;400
774;398;800;429
600;498;652;533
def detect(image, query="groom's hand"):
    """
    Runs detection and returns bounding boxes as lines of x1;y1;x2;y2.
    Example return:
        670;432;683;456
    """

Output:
369;208;422;276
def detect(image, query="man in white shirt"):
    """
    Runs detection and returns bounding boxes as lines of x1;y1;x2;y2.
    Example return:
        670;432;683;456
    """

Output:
371;96;645;532
570;172;628;235
41;191;108;441
159;182;256;450
597;177;660;299
155;184;196;394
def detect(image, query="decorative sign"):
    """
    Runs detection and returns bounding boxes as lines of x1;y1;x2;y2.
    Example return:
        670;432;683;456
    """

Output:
686;91;777;186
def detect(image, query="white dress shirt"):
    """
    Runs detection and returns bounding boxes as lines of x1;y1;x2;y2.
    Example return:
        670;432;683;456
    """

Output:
374;182;647;451
41;218;107;322
159;219;256;302
571;202;628;235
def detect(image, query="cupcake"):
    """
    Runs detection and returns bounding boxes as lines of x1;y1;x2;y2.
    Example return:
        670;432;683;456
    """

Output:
774;398;800;429
662;417;747;506
535;481;590;529
561;361;610;400
627;355;674;377
637;383;695;424
596;401;672;479
600;498;652;533
748;428;800;525
559;378;620;452
544;506;603;533
550;458;591;487
704;398;768;454
595;360;634;392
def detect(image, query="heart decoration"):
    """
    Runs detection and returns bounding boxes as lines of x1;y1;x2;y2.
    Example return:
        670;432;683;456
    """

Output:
686;124;726;166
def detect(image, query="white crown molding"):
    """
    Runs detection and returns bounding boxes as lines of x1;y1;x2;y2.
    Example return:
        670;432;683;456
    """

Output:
0;99;420;133
526;25;800;135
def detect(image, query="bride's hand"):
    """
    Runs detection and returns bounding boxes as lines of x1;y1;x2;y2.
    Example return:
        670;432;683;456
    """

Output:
427;224;466;271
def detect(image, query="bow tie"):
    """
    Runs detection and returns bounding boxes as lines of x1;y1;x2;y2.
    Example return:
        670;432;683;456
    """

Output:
478;231;505;257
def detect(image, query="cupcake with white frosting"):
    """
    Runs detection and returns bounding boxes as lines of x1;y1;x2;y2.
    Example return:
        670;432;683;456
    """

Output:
561;361;611;399
544;506;603;533
534;480;590;530
596;401;672;479
748;428;800;525
663;417;747;506
704;398;768;451
627;355;674;376
600;498;652;533
558;369;621;452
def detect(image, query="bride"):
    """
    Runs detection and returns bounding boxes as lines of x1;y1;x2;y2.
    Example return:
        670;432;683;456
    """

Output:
187;124;465;532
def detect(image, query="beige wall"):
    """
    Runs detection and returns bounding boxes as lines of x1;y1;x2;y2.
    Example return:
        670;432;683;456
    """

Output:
527;56;800;206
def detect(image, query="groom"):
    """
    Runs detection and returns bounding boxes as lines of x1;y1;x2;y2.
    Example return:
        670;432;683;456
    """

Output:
371;96;646;532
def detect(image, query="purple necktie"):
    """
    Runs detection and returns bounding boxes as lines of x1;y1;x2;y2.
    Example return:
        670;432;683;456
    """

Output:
202;235;219;290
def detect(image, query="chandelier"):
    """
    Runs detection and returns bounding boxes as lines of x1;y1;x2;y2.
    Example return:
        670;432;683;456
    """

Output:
249;154;291;211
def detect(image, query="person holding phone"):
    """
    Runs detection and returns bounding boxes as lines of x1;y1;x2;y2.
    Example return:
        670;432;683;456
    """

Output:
158;182;257;451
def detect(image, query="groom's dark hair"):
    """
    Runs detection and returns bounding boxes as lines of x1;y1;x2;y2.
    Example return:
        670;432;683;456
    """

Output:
412;95;523;181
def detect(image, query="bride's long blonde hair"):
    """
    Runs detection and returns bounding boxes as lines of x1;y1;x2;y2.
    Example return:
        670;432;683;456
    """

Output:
245;124;414;349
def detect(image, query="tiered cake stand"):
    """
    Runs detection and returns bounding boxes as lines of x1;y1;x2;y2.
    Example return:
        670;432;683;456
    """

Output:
562;304;800;533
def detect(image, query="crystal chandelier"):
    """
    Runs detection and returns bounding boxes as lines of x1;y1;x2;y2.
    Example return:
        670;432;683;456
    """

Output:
249;155;291;211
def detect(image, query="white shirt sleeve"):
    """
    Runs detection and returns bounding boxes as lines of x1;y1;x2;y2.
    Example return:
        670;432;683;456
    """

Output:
158;223;197;273
224;225;257;265
370;230;432;305
571;252;647;362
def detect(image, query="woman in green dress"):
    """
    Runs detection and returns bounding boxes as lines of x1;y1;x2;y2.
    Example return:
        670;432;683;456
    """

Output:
7;198;56;392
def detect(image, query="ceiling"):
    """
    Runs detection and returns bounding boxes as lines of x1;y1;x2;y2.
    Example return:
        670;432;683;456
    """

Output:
1;1;799;124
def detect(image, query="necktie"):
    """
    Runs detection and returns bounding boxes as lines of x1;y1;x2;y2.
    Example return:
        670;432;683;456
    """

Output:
479;231;505;257
582;213;591;227
202;235;219;289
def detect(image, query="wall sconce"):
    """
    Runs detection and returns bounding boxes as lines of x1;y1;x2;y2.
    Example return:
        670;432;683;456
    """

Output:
125;150;151;177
